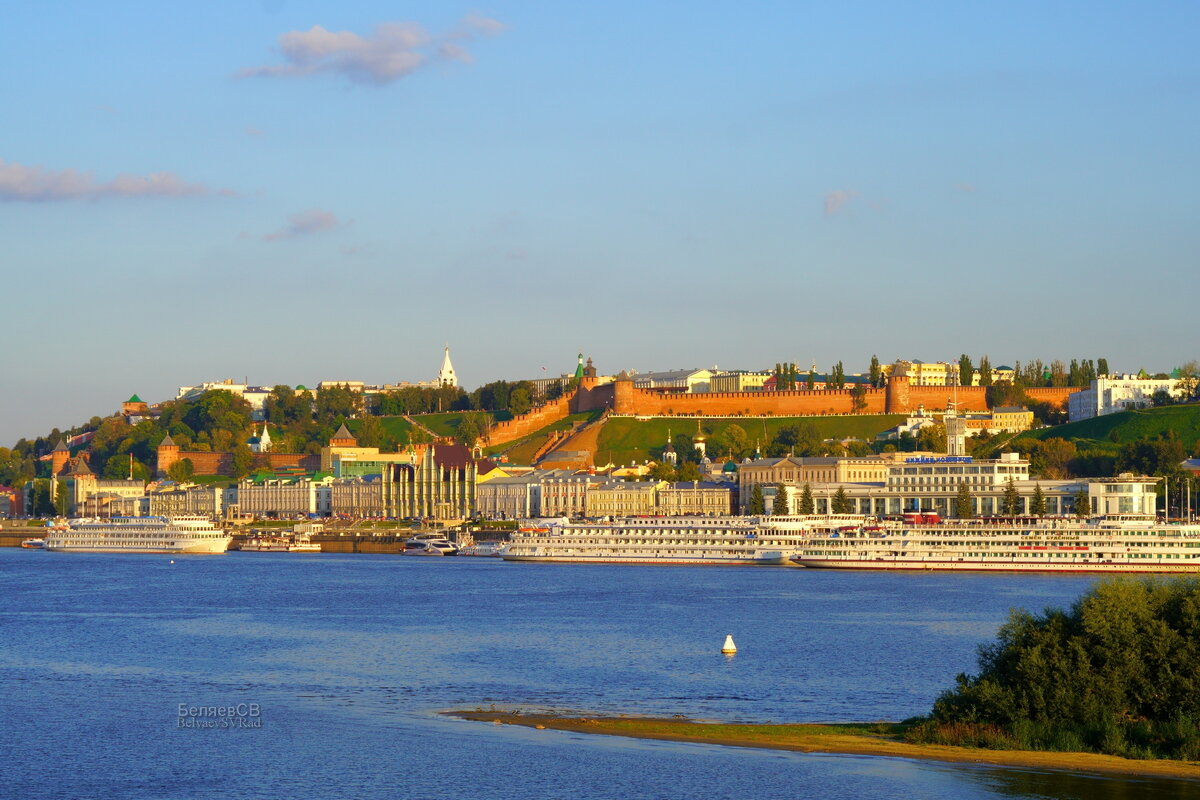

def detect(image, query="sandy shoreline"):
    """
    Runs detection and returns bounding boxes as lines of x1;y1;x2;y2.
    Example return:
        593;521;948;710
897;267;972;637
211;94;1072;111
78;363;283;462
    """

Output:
447;710;1200;781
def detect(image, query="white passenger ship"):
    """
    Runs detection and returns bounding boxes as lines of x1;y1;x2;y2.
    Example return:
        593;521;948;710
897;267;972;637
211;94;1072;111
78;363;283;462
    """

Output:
790;516;1200;572
499;515;858;565
45;516;232;554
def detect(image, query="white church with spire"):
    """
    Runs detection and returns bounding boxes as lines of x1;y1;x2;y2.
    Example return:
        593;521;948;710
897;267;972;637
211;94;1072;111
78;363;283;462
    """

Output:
437;346;457;387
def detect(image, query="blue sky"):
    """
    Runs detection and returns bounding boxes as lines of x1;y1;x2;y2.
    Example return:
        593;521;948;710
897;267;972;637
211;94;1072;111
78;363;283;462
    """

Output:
3;1;1198;444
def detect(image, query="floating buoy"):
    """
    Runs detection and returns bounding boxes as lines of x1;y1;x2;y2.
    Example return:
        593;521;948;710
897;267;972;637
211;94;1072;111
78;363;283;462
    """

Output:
169;560;175;564
721;634;737;654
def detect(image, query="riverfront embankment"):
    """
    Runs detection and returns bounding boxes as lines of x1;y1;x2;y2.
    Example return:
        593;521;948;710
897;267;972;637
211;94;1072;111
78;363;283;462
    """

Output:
449;711;1200;781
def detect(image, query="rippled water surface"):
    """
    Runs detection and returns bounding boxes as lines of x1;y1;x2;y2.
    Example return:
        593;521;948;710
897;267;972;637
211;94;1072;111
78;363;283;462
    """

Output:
1;550;1194;799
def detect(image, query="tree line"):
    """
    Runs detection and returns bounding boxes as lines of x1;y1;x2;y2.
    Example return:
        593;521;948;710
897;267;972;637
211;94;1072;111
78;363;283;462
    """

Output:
907;578;1200;761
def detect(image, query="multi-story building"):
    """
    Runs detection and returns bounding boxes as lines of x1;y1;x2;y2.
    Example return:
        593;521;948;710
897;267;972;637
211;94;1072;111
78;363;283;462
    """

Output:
709;372;771;393
1068;376;1186;421
147;483;224;517
475;474;544;519
737;456;891;509
632;369;715;393
328;475;389;517
235;475;334;517
584;481;660;517
962;407;1034;436
656;481;736;515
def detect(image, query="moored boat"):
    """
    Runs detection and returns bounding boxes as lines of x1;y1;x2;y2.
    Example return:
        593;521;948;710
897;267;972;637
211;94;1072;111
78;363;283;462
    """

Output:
21;537;46;549
790;516;1200;572
500;516;822;565
401;533;458;556
44;516;231;554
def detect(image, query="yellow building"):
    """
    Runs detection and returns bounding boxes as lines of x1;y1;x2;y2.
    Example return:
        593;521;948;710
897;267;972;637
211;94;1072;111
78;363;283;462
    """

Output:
964;407;1034;435
585;481;661;517
709;372;771;393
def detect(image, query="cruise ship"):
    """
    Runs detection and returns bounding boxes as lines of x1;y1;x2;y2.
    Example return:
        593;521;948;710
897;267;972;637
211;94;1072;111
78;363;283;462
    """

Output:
499;516;851;565
790;516;1200;572
44;516;232;554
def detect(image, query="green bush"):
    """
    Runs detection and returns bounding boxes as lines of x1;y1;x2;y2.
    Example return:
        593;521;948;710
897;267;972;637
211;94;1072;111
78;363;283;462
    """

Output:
909;578;1200;760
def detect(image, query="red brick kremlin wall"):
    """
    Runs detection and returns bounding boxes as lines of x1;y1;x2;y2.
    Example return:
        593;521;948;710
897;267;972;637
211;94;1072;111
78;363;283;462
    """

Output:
568;375;1078;417
158;447;320;477
483;395;572;448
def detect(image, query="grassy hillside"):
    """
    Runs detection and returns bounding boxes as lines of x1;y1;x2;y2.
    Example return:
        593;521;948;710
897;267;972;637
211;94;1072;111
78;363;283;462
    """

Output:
596;415;906;467
489;412;601;463
376;416;414;441
990;404;1200;456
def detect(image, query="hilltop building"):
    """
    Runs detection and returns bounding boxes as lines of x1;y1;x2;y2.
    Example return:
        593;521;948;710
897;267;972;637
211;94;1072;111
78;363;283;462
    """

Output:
1068;376;1188;421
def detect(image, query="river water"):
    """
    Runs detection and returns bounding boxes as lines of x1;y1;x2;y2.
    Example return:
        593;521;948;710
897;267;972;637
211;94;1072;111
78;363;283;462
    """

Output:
1;550;1194;799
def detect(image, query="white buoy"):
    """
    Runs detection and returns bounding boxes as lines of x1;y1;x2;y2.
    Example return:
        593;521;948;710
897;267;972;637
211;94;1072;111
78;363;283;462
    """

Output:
169;560;175;565
721;634;737;654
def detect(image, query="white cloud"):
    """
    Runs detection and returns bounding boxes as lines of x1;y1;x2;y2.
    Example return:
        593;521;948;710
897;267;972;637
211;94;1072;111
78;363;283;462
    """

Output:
263;209;344;241
823;190;857;216
0;159;232;202
236;15;505;85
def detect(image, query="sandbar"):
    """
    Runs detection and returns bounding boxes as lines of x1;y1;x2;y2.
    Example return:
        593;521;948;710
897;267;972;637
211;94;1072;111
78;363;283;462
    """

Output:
447;710;1200;781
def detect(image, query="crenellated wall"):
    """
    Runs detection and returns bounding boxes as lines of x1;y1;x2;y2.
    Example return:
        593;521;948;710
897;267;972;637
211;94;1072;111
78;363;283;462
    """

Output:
484;395;572;448
567;374;1079;418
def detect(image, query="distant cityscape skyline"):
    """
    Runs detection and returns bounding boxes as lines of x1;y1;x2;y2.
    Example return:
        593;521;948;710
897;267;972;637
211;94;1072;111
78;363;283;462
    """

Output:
3;346;1188;446
5;2;1198;445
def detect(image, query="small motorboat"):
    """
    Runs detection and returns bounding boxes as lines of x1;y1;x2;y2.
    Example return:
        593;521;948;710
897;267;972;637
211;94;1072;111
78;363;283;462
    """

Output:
401;534;458;556
21;538;46;549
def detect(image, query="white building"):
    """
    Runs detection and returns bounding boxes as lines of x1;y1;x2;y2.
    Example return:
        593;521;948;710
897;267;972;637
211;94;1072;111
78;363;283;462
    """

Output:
632;368;714;393
1068;376;1184;422
176;380;273;420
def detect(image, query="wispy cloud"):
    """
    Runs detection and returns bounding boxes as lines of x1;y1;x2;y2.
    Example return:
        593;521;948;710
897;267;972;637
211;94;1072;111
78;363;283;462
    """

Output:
823;189;857;216
263;209;345;241
236;15;506;85
0;159;233;202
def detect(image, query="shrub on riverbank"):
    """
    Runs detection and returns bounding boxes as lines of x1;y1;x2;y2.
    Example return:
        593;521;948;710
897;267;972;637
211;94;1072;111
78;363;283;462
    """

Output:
906;578;1200;760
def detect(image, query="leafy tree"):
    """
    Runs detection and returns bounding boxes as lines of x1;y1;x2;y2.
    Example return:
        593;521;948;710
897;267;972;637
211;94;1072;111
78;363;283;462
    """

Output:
1024;438;1077;479
1031;483;1046;517
808;366;817;390
799;483;815;515
869;355;882;388
30;479;54;516
849;383;867;413
1097;357;1109;377
915;424;946;453
748;484;765;515
676;461;703;482
315;384;363;426
978;355;993;387
958;354;974;387
1116;432;1186;478
166;458;195;483
1178;360;1200;400
229;444;255;480
509;388;533;416
54;481;69;516
714;424;749;460
955;482;974;518
772;484;790;515
831;487;851;514
828;361;846;390
1002;478;1020;516
771;422;822;457
353;416;390;450
1073;487;1091;518
647;462;677;482
455;414;481;448
912;578;1200;760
